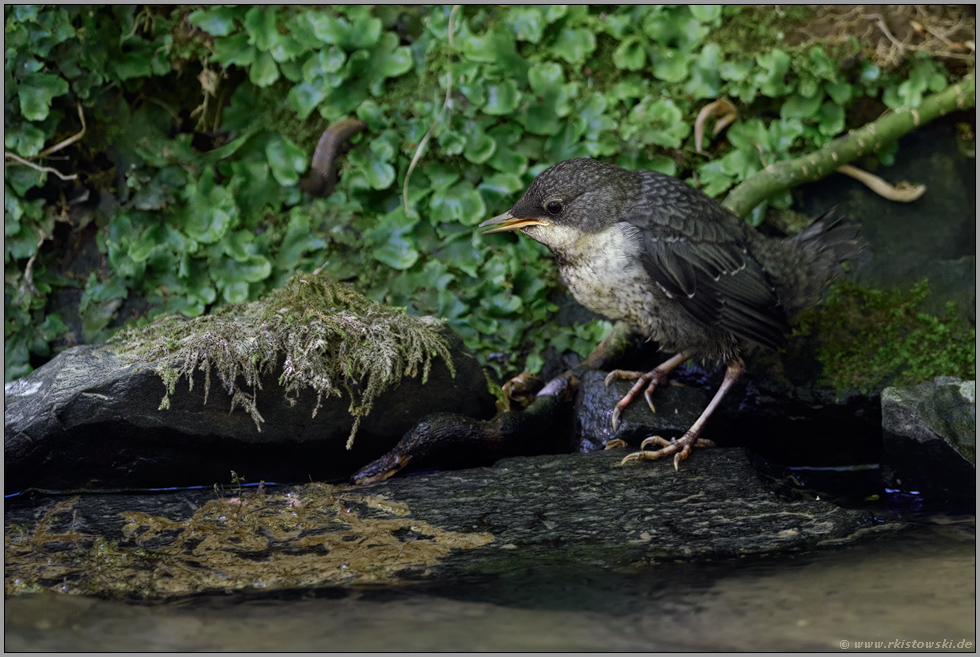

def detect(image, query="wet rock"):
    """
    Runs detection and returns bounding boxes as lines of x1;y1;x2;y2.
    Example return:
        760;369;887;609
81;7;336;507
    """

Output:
796;115;976;321
574;369;710;452
3;329;495;494
3;449;903;600
881;377;976;503
574;367;881;467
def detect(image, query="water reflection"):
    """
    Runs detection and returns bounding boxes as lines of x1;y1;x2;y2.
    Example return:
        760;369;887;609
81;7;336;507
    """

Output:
5;523;974;652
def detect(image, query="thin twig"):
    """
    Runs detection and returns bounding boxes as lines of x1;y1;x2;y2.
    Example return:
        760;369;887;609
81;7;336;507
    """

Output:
3;152;78;181
402;4;460;217
865;12;976;61
38;102;86;158
836;164;927;202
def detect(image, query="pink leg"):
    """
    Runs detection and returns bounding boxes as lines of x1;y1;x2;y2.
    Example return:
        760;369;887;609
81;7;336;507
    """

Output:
622;358;744;470
604;351;690;430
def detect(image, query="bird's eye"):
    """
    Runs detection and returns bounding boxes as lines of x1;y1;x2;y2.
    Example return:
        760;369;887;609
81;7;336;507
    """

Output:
545;200;563;215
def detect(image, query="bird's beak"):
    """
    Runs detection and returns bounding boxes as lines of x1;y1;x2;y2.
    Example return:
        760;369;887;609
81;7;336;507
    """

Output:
479;212;549;234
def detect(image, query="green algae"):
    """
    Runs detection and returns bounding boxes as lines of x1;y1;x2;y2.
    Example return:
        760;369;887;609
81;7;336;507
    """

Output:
795;277;976;393
4;485;493;599
109;272;455;448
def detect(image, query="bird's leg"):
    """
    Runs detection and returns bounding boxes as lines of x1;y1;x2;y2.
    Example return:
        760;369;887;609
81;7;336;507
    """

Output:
604;351;691;430
622;358;744;470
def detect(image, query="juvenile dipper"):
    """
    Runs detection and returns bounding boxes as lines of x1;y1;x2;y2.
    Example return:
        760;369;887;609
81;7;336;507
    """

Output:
479;158;861;469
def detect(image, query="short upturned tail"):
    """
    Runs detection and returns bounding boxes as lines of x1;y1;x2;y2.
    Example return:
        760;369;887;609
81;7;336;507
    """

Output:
792;207;863;266
763;208;864;319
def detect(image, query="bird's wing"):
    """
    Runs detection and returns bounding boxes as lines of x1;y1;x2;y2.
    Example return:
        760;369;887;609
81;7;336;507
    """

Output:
629;174;789;349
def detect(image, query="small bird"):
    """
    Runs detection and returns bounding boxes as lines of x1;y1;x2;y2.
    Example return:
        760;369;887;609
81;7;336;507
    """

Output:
479;158;861;469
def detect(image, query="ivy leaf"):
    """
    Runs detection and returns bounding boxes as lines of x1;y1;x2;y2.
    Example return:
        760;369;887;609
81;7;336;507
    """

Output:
429;181;487;226
613;36;647;71
377;45;413;78
18;72;68;120
780;90;824;119
5;123;47;157
188;7;242;37
552;28;596;65
484;80;520;115
755;50;793;97
817;101;845;136
651;47;689;83
212;34;256;67
463;129;496;164
366;207;420;270
266;134;307;186
244;6;278;51
506;7;545;43
250;50;280;87
349;16;382;49
287;82;327;120
689;5;722;22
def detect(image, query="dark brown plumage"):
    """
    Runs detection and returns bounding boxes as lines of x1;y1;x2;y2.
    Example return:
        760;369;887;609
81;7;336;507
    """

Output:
480;158;862;468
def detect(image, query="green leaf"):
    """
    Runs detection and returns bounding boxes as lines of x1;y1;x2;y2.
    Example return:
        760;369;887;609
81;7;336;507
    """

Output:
506;7;545;43
429;181;487;226
817;101;845;136
651;47;689;83
266;134;307;186
689;5;722;22
250;50;280;87
613;36;647;71
348;16;382;49
244;6;278;51
5;124;47;157
755;49;793;97
287;82;327;120
463;130;496;164
552;28;596;65
212;34;256;67
356;99;387;131
780;91;824;119
825;81;852;105
484;80;520;115
188;7;242;36
367;207;420;270
377;45;413;78
18;73;69;121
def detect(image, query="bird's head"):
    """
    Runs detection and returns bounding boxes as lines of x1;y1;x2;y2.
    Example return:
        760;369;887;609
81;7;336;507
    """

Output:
478;158;640;250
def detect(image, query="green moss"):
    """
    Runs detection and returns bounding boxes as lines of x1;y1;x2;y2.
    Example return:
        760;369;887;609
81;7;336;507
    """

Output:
109;272;455;449
795;278;976;393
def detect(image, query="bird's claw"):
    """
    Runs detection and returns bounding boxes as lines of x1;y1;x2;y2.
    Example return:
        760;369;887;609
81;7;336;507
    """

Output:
620;433;715;470
603;438;628;450
606;369;665;430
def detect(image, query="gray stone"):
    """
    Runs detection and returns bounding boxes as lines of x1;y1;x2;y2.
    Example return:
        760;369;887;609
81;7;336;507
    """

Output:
3;329;496;493
3;448;903;600
881;376;976;501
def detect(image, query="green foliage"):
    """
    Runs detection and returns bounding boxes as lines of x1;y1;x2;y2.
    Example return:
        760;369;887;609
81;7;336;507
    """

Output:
3;5;968;383
795;279;976;394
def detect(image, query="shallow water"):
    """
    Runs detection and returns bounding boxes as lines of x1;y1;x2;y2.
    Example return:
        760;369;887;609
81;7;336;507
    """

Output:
5;521;975;652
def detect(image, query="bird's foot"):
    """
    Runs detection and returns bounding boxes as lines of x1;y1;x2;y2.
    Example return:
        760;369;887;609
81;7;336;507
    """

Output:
603;438;629;450
604;368;671;430
621;433;716;471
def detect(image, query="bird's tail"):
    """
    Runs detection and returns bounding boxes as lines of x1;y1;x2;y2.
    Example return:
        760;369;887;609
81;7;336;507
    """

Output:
791;207;863;265
765;208;864;319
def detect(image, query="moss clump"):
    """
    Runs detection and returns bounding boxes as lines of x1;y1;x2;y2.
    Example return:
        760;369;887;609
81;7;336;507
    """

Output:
795;278;976;393
4;486;493;599
110;273;455;448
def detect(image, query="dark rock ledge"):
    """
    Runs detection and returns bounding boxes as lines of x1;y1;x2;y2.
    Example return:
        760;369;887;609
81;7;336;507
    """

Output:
4;449;901;600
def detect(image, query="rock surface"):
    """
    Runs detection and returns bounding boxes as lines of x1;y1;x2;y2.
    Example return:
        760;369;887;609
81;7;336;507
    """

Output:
881;376;976;503
574;367;881;467
4;448;902;600
3;329;496;494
